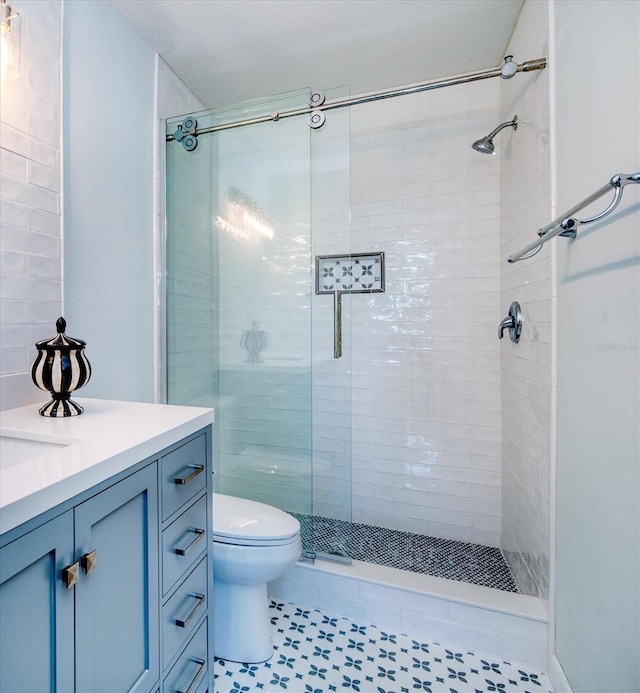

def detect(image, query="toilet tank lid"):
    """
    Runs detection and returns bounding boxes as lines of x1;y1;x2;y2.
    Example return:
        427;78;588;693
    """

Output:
213;494;300;541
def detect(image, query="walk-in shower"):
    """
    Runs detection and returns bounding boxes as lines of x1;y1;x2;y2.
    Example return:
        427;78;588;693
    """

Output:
165;57;546;593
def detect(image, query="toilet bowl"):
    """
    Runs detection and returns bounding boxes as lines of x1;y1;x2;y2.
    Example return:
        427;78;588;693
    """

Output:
212;493;301;663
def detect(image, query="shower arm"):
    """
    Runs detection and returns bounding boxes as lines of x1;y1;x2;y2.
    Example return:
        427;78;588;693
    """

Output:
485;118;517;141
507;172;640;263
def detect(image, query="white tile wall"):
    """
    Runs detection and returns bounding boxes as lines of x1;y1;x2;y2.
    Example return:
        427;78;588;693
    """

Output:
1;5;201;411
322;82;503;545
0;0;63;409
500;0;552;599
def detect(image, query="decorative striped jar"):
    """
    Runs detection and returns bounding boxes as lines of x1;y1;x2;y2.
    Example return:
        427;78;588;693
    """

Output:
31;317;92;417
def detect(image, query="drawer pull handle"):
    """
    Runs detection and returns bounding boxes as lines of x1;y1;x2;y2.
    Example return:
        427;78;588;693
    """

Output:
174;464;204;485
80;549;97;575
175;592;206;628
176;657;206;693
61;562;79;589
174;528;205;556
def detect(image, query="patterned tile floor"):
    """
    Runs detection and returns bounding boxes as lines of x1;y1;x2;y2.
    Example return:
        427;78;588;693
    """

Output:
213;601;553;693
291;513;518;593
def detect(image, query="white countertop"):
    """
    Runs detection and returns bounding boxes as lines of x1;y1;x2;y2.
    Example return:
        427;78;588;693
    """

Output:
0;398;214;536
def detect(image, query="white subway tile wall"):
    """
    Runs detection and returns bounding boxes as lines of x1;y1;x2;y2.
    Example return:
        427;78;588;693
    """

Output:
500;0;551;599
0;1;63;388
339;82;503;545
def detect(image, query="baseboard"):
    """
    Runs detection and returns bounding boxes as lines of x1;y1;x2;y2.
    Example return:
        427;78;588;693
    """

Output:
548;654;573;693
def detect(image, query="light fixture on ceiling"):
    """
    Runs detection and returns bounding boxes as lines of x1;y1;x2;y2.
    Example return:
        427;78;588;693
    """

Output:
1;0;21;81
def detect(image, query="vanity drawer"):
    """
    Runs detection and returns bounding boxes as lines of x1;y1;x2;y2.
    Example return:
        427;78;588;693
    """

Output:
162;435;207;521
163;559;208;667
163;618;208;693
163;495;207;595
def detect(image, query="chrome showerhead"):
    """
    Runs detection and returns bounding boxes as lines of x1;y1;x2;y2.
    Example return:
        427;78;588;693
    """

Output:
471;135;496;155
471;115;518;155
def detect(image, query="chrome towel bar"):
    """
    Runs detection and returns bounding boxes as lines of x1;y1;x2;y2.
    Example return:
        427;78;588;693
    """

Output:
508;172;640;263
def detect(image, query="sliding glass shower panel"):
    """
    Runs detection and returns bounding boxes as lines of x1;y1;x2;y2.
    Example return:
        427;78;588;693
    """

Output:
167;90;314;519
219;94;313;517
165;112;217;409
166;88;353;560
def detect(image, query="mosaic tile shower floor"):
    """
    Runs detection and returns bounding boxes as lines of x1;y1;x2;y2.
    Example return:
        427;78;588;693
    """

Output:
213;601;553;693
290;514;518;593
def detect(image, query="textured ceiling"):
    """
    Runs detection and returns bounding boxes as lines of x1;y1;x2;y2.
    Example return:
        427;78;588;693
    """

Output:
109;0;525;109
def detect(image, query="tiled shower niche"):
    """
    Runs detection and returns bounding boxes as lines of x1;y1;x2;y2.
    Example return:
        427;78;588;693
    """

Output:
315;252;385;294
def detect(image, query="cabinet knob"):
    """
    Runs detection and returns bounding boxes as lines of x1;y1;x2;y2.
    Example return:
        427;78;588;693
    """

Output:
61;562;79;589
80;549;97;575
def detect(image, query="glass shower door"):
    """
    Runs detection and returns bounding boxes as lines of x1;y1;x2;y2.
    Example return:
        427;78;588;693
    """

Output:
166;89;352;560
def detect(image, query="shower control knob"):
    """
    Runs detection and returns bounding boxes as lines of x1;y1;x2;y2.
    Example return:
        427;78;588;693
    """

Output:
498;301;523;343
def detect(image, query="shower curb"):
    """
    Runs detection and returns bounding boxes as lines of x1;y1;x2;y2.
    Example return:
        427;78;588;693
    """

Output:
269;557;549;668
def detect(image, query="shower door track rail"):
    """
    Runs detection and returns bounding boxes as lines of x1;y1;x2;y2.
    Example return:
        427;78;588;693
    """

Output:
166;57;547;141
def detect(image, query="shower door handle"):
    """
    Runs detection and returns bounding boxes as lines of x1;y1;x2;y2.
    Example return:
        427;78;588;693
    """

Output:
334;290;342;359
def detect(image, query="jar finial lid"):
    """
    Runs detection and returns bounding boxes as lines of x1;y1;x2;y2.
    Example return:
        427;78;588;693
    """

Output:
56;317;66;333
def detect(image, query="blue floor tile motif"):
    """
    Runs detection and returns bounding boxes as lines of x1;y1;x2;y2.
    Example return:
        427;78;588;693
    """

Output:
213;601;553;693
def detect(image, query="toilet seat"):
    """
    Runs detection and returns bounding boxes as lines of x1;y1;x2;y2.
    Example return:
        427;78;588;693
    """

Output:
212;493;300;547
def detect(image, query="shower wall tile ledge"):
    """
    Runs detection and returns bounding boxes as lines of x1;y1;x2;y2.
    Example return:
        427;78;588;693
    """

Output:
269;559;549;667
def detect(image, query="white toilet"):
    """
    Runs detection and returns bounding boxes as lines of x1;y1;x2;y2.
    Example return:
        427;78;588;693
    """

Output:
212;493;302;663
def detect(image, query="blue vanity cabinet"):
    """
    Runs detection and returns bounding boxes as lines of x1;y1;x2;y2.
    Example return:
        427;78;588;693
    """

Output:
0;423;213;693
0;512;76;693
0;463;160;693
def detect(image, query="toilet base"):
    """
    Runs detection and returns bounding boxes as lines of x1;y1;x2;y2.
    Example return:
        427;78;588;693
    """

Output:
213;578;274;663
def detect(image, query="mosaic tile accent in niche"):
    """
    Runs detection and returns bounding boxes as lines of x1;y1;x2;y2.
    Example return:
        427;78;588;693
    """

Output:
290;513;518;593
213;601;554;693
315;252;385;294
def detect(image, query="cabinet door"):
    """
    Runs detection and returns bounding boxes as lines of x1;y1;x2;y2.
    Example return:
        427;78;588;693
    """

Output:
0;512;75;693
74;464;160;693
